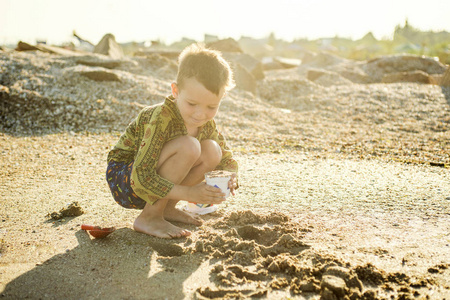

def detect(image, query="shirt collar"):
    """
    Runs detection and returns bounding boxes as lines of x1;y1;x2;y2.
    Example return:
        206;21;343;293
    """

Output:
164;95;179;115
164;95;209;136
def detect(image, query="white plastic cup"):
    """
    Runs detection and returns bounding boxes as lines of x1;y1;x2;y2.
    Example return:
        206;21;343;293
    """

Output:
205;171;232;198
185;170;232;215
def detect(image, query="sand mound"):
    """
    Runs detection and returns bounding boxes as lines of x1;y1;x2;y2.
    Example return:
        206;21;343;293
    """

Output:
136;210;443;299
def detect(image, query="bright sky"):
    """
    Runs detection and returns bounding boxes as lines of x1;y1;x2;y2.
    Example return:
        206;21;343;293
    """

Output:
1;0;449;45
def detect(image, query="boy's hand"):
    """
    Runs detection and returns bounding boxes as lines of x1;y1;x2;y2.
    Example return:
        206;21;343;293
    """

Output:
187;183;225;204
228;173;238;196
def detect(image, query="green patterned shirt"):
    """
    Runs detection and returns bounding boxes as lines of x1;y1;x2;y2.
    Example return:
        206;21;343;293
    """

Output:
107;96;238;204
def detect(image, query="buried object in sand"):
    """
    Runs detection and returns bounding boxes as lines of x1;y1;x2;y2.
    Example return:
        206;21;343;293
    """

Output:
81;224;116;239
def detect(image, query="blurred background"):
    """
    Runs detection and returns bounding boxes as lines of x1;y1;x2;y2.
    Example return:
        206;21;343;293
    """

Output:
1;0;449;62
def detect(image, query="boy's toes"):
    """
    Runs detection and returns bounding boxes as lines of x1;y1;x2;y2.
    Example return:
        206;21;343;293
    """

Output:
184;230;192;237
168;229;191;239
180;229;191;237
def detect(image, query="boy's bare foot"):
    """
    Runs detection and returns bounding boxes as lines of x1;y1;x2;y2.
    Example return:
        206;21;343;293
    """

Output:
164;206;203;226
133;215;191;239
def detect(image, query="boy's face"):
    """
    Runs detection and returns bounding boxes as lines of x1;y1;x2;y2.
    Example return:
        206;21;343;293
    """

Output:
171;77;225;130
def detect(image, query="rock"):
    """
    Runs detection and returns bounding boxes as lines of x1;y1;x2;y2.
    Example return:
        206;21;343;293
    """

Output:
301;51;349;68
16;41;40;51
238;37;273;58
301;51;317;64
337;66;372;84
441;67;450;86
138;54;178;78
79;70;121;82
307;69;329;81
262;57;301;71
16;41;82;56
94;33;124;59
307;69;353;87
36;44;83;56
301;53;447;85
273;57;301;69
16;41;81;56
298;51;368;84
48;202;84;220
297;50;372;84
223;53;264;80
232;63;257;94
382;70;434;84
237;54;265;80
364;54;446;82
207;38;243;53
321;275;347;297
262;57;285;71
75;55;122;69
431;74;444;85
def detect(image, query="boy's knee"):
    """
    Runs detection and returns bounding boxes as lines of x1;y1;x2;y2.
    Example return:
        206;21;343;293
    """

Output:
178;136;201;160
201;140;222;167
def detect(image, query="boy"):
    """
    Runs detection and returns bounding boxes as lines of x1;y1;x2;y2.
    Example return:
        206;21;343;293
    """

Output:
106;44;238;239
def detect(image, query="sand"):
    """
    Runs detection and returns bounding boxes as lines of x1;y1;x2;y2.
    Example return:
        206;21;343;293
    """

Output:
1;133;449;299
1;49;449;299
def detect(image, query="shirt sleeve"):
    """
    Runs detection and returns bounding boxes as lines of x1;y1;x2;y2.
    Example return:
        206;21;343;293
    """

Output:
129;107;175;204
107;117;138;163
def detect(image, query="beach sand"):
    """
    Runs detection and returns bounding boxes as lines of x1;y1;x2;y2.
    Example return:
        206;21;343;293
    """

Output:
1;49;449;299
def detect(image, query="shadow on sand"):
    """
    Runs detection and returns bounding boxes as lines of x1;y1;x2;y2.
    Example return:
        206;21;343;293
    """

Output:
2;228;204;299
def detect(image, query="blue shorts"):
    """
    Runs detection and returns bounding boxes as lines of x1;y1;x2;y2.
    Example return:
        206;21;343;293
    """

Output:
106;161;147;209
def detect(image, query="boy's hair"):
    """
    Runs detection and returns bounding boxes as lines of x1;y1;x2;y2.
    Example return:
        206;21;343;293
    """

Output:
177;43;235;95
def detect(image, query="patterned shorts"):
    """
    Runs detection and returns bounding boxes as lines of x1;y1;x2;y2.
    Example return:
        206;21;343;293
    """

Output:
106;161;147;209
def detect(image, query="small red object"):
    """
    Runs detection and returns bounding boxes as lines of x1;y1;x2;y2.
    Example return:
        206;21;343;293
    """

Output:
81;224;116;239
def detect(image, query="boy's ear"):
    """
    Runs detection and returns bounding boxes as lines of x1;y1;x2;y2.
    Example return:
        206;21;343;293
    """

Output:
171;82;179;98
